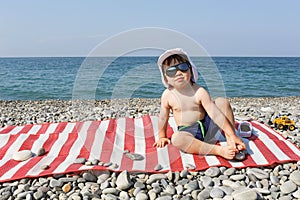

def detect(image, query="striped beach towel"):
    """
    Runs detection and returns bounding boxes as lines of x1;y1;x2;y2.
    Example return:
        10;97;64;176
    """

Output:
0;115;300;182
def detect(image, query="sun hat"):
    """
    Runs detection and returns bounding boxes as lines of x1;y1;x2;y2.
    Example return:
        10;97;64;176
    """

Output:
157;48;198;87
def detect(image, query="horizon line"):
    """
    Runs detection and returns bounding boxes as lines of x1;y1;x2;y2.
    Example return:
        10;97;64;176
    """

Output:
1;54;300;58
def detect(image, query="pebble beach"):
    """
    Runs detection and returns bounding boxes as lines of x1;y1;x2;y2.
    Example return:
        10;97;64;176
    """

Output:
0;97;300;200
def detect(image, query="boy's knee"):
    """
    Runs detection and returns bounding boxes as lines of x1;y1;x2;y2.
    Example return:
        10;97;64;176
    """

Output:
171;131;195;149
171;132;181;147
215;97;231;108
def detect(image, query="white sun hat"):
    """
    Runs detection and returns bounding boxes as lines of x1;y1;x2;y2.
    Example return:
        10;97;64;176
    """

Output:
157;48;198;88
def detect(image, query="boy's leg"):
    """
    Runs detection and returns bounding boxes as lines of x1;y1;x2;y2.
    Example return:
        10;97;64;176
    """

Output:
214;97;245;151
214;97;235;126
171;131;236;159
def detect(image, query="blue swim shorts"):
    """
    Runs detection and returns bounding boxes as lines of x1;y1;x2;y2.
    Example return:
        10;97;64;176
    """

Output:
177;114;218;141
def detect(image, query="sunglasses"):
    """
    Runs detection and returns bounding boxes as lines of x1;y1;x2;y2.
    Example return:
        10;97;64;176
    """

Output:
165;62;190;77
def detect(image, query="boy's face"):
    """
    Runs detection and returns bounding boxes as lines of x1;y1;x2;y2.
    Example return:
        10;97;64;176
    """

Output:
163;59;192;89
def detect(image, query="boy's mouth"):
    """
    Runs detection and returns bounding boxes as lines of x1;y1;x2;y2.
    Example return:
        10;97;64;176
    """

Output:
175;75;184;81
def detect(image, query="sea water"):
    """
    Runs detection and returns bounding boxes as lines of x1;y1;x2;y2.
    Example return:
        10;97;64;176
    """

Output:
0;57;299;100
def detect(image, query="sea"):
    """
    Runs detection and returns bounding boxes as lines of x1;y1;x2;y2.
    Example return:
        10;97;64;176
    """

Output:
0;57;299;100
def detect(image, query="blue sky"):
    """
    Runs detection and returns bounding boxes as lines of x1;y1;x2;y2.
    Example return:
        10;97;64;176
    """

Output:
1;0;300;57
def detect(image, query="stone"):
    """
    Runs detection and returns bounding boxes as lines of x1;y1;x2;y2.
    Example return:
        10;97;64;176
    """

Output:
116;170;133;190
165;185;176;195
37;147;46;156
232;188;257;200
119;191;130;200
180;169;188;178
201;176;213;188
289;170;300;186
62;183;72;193
185;163;196;170
222;180;241;190
103;162;112;167
292;188;300;198
210;187;225;198
102;188;119;195
270;173;279;185
136;192;149;200
49;179;63;187
197;188;211;199
91;159;99;165
33;190;44;199
154;164;162;171
280;180;297;194
73;157;86;164
230;174;245;181
146;174;166;184
187;180;199;190
247;168;269;179
40;164;49;170
125;152;144;161
175;185;184;195
204;167;220;177
223;168;236;176
82;172;97;182
12;150;33;161
234;151;246;160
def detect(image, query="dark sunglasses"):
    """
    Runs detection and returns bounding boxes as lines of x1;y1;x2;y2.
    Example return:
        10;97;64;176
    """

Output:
165;62;190;77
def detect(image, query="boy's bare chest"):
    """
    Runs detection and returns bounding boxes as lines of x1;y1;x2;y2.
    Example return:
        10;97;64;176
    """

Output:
169;95;200;112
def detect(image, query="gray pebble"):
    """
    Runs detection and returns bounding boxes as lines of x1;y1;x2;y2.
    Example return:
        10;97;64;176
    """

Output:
204;167;220;177
136;192;148;200
293;188;300;198
103;162;112;167
201;176;213;188
232;188;257;200
197;188;211;199
146;174;166;184
49;179;63;187
154;163;163;171
289;170;300;186
280;180;297;194
247;168;269;179
33;190;44;199
230;174;245;181
270;173;279;185
74;157;86;164
210;187;225;198
82;172;97;182
12;150;33;161
37;148;46;156
116;170;133;190
165;185;176;195
223;168;236;176
187;180;199;190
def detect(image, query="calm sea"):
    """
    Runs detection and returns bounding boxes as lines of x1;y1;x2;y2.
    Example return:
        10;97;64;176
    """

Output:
0;57;299;100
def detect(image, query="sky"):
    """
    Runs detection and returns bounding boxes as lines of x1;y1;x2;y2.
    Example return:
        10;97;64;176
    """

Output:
1;0;300;57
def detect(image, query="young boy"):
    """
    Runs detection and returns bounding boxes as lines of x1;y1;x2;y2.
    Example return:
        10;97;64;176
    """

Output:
153;48;246;159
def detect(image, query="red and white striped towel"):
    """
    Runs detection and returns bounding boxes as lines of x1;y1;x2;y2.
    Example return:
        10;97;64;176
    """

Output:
0;115;300;182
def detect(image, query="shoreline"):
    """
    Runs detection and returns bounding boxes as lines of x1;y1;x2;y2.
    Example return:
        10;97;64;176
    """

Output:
0;97;299;199
1;96;299;125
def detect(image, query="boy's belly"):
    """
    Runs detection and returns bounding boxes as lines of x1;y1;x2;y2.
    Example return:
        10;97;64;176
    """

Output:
173;110;206;126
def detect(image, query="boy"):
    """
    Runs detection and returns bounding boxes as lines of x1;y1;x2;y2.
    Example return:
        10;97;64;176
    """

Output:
153;48;246;159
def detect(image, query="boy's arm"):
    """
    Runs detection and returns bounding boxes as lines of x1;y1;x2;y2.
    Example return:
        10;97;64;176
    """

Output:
153;90;171;148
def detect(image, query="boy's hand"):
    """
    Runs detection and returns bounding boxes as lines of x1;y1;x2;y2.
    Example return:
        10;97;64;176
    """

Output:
153;138;171;148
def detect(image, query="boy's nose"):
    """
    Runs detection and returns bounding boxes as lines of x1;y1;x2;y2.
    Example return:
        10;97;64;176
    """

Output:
175;70;183;76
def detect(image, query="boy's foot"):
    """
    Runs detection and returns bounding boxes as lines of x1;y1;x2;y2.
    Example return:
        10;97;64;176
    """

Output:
226;135;246;152
215;145;236;160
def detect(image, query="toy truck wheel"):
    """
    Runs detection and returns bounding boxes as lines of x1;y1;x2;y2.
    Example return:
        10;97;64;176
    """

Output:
277;124;284;130
289;125;295;131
